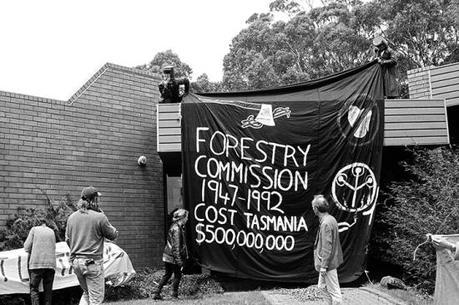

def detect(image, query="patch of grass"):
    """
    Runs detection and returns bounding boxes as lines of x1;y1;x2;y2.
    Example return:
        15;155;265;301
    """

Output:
368;283;434;305
1;268;226;305
105;291;269;305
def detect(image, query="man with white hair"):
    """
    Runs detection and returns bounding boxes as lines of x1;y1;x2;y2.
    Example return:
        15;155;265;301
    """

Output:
312;195;343;305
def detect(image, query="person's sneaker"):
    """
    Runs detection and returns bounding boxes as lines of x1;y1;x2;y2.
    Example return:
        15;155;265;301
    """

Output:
153;293;162;300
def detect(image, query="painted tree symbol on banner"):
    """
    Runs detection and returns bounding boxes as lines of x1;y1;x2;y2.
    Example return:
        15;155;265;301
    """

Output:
332;162;377;213
331;162;379;232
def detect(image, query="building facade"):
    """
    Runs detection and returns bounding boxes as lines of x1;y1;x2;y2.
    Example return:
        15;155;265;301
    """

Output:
1;61;456;271
0;63;164;268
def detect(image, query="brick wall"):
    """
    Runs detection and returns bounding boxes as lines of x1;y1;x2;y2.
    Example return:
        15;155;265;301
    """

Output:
0;63;165;269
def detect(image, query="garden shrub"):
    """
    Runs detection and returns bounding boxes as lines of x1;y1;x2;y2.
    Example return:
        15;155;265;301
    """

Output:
0;190;76;251
372;147;459;292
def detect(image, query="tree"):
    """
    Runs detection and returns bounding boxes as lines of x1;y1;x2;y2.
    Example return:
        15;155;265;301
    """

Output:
222;0;459;92
369;0;458;97
307;0;374;78
222;1;375;90
192;73;223;93
269;0;315;16
222;12;315;91
136;50;223;93
136;49;193;78
378;0;459;68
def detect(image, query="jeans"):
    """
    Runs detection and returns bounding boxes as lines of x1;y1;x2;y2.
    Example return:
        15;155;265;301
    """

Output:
29;268;55;305
157;262;182;295
318;268;342;305
72;258;105;305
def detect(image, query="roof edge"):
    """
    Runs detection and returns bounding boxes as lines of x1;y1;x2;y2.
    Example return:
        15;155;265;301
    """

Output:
68;63;161;104
0;90;65;103
199;60;379;97
407;61;459;75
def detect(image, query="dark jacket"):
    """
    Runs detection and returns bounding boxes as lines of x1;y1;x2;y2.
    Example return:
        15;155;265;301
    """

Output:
314;214;343;271
162;222;188;266
378;48;399;98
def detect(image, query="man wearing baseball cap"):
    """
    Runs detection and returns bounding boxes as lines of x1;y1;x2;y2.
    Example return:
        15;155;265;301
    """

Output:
65;186;118;305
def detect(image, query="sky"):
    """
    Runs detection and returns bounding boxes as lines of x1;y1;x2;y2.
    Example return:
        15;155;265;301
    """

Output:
0;0;277;100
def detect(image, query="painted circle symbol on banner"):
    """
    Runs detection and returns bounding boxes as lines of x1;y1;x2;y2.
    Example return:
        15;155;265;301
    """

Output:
337;94;380;146
332;162;378;212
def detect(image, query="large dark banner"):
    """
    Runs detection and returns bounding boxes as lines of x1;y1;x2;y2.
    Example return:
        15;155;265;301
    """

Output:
181;61;384;282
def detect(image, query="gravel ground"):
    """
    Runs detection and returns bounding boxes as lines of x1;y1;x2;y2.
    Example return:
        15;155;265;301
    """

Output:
275;285;325;302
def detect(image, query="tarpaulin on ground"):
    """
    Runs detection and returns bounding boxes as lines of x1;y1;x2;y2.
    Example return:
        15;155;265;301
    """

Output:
0;241;135;295
433;234;459;305
181;61;384;282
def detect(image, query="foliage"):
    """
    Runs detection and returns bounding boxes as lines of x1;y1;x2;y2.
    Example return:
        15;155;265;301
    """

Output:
372;283;434;305
221;1;376;91
374;0;459;95
137;1;458;94
135;49;193;78
379;0;459;68
135;49;223;93
372;147;459;292
221;0;459;91
0;295;27;305
0;191;77;305
192;73;223;93
269;0;316;16
0;190;76;251
222;12;316;91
